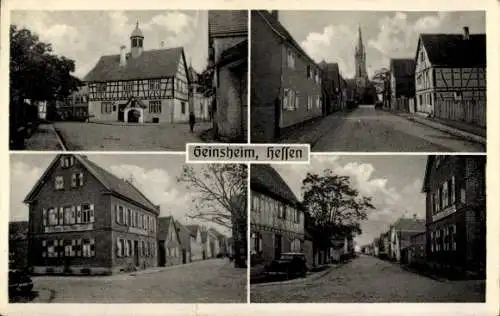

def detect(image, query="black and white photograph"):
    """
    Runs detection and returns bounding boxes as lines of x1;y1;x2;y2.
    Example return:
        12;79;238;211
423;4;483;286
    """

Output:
250;11;486;152
249;155;486;303
9;10;248;151
8;154;247;303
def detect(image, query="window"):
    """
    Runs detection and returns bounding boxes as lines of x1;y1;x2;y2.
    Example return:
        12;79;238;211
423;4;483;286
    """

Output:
291;239;301;252
58;208;64;225
451;225;457;250
101;102;113;114
55;176;64;190
454;91;463;101
442;181;449;208
287;49;295;69
71;172;84;188
48;208;58;226
81;204;94;223
181;102;186;114
134;211;138;228
127;240;133;257
46;240;57;258
128;209;132;226
142;240;146;256
60;156;74;168
430;232;434;252
316;96;321;109
450;176;455;205
124;81;134;96
306;65;312;79
307;95;313;111
116;238;124;257
149;100;161;113
63;206;76;225
139;213;143;228
252;195;259;212
315;72;319;84
97;82;107;93
149;79;161;91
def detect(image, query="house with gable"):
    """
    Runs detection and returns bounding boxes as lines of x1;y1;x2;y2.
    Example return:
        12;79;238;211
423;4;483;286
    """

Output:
175;220;192;264
414;26;486;128
319;61;345;115
24;154;159;275
207;228;223;257
389;58;416;113
186;224;204;261
84;22;190;124
158;216;182;267
389;215;426;263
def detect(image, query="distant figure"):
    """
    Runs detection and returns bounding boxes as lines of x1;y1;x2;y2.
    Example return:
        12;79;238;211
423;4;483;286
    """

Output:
189;111;196;132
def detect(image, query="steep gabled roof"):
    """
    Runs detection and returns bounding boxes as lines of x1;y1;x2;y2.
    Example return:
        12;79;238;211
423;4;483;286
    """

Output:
250;164;299;205
392;218;426;233
209;10;248;38
84;47;185;82
390;58;416;78
255;10;317;66
422;155;435;193
158;216;180;241
417;33;486;68
24;154;159;214
175;220;192;249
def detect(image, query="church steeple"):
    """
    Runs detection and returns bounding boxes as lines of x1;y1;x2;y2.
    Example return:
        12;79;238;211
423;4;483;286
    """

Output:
355;25;368;86
130;20;144;59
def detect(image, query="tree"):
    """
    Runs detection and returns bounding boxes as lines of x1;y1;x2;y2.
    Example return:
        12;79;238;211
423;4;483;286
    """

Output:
301;169;375;250
10;24;83;103
372;67;391;105
177;164;247;268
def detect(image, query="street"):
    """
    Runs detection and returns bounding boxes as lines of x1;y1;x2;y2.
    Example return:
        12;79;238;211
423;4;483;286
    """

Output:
283;106;485;152
53;121;211;151
14;259;246;303
250;255;485;303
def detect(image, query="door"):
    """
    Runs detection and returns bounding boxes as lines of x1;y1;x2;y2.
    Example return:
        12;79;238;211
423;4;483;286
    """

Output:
118;106;124;121
274;234;282;259
182;249;187;264
128;109;140;123
134;240;140;266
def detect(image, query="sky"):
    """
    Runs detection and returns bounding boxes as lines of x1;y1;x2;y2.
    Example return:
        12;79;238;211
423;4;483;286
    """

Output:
10;10;209;78
270;155;428;246
9;154;232;237
278;11;485;78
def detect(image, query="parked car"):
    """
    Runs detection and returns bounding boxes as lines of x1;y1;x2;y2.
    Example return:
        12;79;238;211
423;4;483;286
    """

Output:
9;269;34;296
265;252;307;279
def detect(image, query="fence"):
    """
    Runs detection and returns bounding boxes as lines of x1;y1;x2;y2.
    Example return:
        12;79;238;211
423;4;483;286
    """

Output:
435;99;486;128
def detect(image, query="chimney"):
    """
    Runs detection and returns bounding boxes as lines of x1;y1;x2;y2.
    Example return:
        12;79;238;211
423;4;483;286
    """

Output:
120;45;127;67
463;26;470;40
270;10;278;20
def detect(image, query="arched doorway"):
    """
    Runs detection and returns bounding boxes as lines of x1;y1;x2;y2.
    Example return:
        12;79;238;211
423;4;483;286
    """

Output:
127;109;141;123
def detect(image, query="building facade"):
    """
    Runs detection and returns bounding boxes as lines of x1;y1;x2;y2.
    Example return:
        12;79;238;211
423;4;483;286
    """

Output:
188;67;212;121
24;154;159;275
251;10;322;142
389;216;425;263
158;216;182;267
250;164;305;266
390;58;416;113
84;23;190;124
187;225;204;261
422;155;486;277
59;86;89;121
414;27;486;127
319;61;345;115
208;10;248;142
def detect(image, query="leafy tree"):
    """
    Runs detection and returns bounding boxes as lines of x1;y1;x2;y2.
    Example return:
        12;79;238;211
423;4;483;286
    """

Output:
372;67;391;103
301;169;375;250
10;24;83;103
177;164;247;268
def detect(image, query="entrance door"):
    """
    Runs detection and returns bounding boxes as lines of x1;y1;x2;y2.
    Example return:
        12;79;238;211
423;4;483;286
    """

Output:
118;106;124;121
134;240;140;266
128;109;140;123
182;249;187;264
274;234;282;259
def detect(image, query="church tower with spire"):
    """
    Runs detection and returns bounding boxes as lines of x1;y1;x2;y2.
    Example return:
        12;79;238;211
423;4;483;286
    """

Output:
355;26;369;89
130;21;144;59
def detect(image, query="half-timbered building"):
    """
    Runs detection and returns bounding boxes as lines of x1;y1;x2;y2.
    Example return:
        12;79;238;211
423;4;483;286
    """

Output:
250;164;305;266
414;27;486;128
84;23;190;124
422;155;486;278
24;154;159;275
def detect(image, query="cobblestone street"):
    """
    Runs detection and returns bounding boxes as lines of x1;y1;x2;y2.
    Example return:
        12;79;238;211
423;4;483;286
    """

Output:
282;106;485;152
15;259;246;303
53;121;211;151
250;255;485;303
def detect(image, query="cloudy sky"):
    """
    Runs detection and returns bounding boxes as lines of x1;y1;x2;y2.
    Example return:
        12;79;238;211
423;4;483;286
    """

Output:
278;10;485;78
10;10;209;78
10;154;232;236
270;155;428;246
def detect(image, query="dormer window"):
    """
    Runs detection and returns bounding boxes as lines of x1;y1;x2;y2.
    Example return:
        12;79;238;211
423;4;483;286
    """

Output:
60;156;74;168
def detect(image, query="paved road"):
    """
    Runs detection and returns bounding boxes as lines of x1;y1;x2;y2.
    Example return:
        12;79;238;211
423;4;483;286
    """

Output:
54;121;211;151
290;106;485;152
19;259;246;303
250;255;485;303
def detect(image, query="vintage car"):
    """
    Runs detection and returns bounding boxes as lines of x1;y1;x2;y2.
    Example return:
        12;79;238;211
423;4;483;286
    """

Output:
265;252;307;279
9;269;34;295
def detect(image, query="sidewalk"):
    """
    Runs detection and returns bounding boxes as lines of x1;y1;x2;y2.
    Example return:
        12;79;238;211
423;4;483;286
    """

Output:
396;112;486;145
279;111;346;145
24;124;65;151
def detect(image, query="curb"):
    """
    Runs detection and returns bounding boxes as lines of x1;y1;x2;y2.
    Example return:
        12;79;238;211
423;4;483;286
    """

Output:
49;124;68;151
404;115;486;145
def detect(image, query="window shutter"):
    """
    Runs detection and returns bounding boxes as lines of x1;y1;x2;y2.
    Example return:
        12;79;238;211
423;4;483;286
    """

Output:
71;174;77;187
116;238;121;257
79;173;84;185
76;205;82;223
90;204;95;222
42;208;47;226
90;238;95;256
58;207;64;225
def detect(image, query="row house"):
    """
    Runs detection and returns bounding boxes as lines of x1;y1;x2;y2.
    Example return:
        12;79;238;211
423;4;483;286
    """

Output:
388;215;426;263
208;10;248;142
422;155;486;277
157;216;184;267
389;58;416;113
84;23;190;124
24;154;159;275
414;27;486;128
251;10;322;142
319;61;346;115
250;164;305;266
